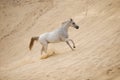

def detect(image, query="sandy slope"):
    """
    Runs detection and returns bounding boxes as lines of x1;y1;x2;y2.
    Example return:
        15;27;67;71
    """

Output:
0;0;120;80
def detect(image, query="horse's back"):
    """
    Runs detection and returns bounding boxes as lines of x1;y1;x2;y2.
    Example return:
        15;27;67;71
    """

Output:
47;31;62;43
39;26;67;43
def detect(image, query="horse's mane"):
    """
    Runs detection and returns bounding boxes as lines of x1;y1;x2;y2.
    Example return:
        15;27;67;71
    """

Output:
62;21;69;26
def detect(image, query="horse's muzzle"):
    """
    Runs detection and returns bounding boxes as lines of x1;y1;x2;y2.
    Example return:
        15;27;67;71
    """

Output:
76;26;79;29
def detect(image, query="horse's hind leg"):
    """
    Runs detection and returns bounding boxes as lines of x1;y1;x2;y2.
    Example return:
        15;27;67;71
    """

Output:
43;44;48;54
41;42;48;54
40;42;49;59
40;40;48;55
41;46;44;55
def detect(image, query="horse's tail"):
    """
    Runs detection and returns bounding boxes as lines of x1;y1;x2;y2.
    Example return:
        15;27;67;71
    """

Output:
29;36;39;50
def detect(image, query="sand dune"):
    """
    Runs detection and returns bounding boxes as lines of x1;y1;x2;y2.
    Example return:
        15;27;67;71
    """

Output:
0;0;120;80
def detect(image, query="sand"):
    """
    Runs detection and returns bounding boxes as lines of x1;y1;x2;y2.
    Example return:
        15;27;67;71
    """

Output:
0;0;120;80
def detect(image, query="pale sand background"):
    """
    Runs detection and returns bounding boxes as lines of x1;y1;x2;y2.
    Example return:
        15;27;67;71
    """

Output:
0;0;120;80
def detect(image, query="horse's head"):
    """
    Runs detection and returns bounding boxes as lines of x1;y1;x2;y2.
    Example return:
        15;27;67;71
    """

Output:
69;18;79;29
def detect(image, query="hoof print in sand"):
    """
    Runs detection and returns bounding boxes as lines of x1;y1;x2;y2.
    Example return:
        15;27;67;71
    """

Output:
106;69;113;75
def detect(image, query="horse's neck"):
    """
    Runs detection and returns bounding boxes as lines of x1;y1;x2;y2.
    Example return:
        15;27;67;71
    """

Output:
61;21;70;32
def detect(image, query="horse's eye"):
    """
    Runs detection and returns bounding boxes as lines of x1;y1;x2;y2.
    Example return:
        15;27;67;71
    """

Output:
73;22;75;24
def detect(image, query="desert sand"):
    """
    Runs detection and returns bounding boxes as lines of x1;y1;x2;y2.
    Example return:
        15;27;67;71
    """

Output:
0;0;120;80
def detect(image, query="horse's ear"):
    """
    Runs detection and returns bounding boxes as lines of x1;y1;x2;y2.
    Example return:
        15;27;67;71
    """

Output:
70;18;73;21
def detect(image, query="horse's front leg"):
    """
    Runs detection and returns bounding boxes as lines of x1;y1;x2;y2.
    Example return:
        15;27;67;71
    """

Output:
68;39;76;48
65;39;74;51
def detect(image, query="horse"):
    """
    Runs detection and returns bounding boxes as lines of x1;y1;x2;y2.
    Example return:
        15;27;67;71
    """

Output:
29;18;79;55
